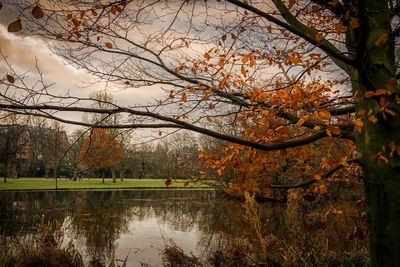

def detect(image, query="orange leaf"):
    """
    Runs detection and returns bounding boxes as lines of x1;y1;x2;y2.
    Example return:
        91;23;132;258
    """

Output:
349;17;360;29
6;75;15;83
241;65;247;77
110;6;118;14
32;5;44;19
218;58;225;68
315;32;324;42
355;119;364;133
242;55;249;64
182;92;187;102
335;22;344;34
368;115;378;124
326;128;332;137
288;55;301;64
105;42;113;48
8;19;22;33
319;110;331;120
203;52;211;60
375;33;389;48
364;91;375;98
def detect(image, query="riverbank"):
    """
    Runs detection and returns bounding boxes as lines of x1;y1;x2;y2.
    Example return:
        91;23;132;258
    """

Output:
0;178;213;191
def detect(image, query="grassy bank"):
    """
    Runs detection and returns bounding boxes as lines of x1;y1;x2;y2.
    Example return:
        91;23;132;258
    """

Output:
0;178;213;191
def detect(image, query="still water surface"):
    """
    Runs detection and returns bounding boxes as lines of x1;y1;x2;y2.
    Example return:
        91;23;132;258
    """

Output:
0;190;284;266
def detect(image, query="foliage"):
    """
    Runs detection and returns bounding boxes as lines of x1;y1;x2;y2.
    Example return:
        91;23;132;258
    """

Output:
79;128;124;171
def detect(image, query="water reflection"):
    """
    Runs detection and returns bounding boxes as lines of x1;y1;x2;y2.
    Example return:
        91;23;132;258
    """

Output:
0;190;284;266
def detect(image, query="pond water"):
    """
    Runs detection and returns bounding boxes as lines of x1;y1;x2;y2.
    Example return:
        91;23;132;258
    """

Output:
0;190;285;266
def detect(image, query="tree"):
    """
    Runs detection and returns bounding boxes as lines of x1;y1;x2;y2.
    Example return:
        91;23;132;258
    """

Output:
79;128;124;183
1;0;400;265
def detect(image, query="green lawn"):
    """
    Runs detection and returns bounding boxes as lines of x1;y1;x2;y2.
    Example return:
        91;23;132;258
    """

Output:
0;178;213;191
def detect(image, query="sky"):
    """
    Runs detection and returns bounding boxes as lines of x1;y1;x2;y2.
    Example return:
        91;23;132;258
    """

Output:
0;4;165;135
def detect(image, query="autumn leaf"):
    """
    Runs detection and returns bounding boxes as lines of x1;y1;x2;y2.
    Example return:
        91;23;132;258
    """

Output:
203;52;211;60
364;91;375;98
105;42;113;48
91;10;98;16
183;180;191;186
349;17;360;29
335;22;344;35
355;119;364;133
110;6;118;14
375;33;389;48
368;115;378;124
315;184;328;194
242;55;249;64
165;178;172;187
6;75;15;83
241;66;247;77
32;5;44;19
315;32;324;42
218;58;225;68
288;55;301;64
182;92;187;102
319;110;331;120
8;19;22;33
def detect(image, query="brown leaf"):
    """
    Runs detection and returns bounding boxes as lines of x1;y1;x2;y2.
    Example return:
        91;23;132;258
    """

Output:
91;10;98;16
8;19;22;33
203;52;211;60
315;32;324;42
110;6;118;14
32;5;44;19
105;42;113;49
181;92;187;102
6;75;15;83
375;33;389;48
165;178;172;187
349;17;360;29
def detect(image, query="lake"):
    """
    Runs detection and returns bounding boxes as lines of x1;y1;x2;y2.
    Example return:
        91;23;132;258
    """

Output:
0;190;284;266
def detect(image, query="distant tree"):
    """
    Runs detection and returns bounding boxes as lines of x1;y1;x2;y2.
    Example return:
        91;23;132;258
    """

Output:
79;128;124;183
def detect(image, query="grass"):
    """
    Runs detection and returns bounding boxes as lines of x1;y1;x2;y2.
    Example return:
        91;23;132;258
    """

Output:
0;177;213;191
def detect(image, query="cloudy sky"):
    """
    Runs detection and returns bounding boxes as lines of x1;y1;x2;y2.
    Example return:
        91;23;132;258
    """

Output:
0;5;165;134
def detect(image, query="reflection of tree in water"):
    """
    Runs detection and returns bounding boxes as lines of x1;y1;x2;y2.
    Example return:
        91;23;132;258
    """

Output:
67;191;134;265
0;190;286;265
0;191;72;236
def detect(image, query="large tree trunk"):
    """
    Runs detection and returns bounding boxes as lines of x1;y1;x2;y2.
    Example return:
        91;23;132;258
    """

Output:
354;1;400;265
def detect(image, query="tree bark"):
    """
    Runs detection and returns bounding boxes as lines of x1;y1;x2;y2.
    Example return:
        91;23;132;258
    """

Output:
354;1;400;265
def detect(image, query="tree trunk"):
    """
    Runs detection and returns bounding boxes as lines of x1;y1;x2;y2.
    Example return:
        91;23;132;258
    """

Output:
354;1;400;265
111;167;116;183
